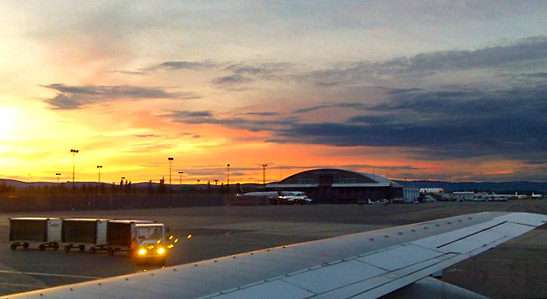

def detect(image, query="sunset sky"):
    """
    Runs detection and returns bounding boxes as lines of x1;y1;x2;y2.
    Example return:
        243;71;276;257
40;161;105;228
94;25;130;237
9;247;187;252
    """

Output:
0;1;546;184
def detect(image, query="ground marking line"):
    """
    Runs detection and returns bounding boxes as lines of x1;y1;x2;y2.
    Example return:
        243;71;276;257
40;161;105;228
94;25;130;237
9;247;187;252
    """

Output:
0;270;101;279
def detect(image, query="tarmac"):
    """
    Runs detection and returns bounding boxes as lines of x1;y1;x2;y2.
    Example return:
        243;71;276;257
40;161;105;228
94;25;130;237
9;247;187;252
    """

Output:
0;201;545;298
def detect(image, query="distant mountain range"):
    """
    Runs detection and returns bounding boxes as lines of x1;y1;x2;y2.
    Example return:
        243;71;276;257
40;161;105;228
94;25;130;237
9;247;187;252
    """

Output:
1;178;546;193
394;180;547;193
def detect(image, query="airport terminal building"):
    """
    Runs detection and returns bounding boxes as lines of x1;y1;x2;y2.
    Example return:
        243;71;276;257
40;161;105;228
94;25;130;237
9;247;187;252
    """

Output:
266;168;403;203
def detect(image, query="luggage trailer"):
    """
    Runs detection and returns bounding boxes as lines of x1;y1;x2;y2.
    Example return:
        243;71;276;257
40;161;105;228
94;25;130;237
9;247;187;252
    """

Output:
61;218;109;253
9;217;62;251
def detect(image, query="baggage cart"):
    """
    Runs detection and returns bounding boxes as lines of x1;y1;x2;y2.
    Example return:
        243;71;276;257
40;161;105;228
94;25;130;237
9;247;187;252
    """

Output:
62;218;108;253
9;217;62;251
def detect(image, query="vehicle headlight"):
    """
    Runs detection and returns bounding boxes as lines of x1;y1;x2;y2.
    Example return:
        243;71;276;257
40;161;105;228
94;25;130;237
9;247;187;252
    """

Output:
157;247;165;255
138;249;147;255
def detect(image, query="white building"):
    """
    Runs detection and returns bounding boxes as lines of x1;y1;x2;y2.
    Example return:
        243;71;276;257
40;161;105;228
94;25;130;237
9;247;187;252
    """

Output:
452;191;475;201
403;188;420;203
419;188;444;194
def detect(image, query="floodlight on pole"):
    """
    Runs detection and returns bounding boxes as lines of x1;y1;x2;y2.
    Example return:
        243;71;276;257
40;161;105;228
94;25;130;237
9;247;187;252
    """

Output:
178;171;184;184
56;173;61;199
70;149;79;187
168;157;174;192
70;149;79;210
178;171;184;194
97;165;102;197
261;164;268;185
227;164;230;186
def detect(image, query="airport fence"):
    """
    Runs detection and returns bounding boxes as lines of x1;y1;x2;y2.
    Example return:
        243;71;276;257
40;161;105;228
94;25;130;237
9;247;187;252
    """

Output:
0;193;226;212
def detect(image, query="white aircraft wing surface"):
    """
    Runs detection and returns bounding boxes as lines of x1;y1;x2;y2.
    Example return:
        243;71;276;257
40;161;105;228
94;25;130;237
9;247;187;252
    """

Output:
5;212;546;298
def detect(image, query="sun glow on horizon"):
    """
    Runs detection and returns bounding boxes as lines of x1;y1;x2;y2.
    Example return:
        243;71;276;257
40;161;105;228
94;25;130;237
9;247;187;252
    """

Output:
0;107;17;136
0;3;544;183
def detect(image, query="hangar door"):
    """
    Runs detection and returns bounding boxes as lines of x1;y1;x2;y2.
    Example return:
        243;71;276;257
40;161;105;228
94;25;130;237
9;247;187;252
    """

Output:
319;175;334;186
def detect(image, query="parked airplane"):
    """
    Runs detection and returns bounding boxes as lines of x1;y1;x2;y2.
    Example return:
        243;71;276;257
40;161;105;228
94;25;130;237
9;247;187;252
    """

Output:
531;192;543;199
8;212;546;298
487;192;527;201
235;183;312;204
277;194;312;205
357;198;389;205
367;198;389;205
235;184;278;199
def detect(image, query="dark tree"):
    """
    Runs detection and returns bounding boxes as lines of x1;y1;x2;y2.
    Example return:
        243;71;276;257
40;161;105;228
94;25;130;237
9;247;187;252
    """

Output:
158;178;166;194
148;180;154;194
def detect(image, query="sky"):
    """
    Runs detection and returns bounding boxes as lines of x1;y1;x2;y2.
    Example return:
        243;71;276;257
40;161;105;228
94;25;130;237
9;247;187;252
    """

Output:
0;1;546;184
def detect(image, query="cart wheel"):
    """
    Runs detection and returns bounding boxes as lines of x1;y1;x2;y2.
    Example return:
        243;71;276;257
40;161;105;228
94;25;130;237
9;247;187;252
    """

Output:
39;244;46;251
64;245;71;253
10;243;17;250
108;248;115;256
90;247;96;254
79;245;85;252
53;243;59;250
23;243;29;249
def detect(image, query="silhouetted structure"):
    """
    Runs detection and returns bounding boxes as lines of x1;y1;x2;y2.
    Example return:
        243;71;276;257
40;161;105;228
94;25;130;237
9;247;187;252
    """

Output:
266;168;403;203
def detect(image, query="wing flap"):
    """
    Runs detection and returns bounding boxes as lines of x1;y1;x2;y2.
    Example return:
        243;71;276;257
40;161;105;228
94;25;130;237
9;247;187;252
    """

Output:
357;244;444;271
207;280;315;299
280;260;386;294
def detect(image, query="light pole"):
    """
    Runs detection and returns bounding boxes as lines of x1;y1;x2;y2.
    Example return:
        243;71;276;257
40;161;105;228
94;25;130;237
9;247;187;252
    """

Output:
178;171;184;194
56;173;61;199
70;149;79;187
70;149;79;210
168;157;174;193
227;163;230;195
97;165;102;198
261;163;268;185
227;163;230;186
121;176;125;198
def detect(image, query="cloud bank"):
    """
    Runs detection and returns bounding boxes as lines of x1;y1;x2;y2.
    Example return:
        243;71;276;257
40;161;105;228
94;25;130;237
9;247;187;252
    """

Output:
272;85;546;162
43;84;197;109
308;36;547;86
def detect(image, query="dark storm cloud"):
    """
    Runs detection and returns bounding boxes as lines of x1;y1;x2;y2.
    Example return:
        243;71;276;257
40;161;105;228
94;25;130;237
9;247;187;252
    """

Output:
244;112;280;116
294;102;368;114
272;85;547;161
145;60;217;72
43;84;196;109
184;111;213;117
211;62;292;89
386;36;547;73
212;74;254;86
164;110;297;132
308;36;547;86
520;72;547;79
226;63;290;78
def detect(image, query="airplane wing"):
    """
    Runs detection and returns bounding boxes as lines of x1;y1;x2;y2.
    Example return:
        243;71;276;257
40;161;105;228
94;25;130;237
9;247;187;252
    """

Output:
5;212;546;298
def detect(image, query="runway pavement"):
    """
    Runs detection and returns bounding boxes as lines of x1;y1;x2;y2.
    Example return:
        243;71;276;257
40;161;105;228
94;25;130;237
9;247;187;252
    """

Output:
0;201;545;298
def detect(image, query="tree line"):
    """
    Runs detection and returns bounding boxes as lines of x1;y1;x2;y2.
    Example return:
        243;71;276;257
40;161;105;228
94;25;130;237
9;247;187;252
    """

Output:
0;180;232;196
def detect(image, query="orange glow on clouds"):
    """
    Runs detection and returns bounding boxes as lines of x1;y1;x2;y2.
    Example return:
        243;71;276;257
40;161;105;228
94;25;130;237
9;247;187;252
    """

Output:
0;2;544;183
